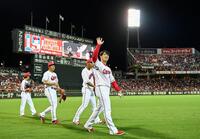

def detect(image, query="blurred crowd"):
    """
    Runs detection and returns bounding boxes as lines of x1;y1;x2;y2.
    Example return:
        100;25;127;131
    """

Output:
1;67;200;93
130;53;200;71
0;67;44;93
117;77;200;92
0;75;21;92
0;74;44;93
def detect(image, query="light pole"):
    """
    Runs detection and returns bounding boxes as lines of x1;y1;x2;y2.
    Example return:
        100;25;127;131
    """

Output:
127;8;141;48
126;8;141;71
59;14;64;37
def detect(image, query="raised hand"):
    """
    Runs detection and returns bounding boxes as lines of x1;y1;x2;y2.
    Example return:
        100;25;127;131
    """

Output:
96;37;104;45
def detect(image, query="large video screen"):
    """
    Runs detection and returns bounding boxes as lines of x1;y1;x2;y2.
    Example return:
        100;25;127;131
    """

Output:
24;32;94;59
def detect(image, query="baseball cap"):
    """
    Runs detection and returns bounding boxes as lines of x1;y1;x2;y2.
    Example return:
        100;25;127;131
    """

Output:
23;72;31;78
48;61;55;67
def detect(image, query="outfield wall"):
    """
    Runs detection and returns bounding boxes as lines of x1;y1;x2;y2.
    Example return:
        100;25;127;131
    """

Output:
0;91;200;99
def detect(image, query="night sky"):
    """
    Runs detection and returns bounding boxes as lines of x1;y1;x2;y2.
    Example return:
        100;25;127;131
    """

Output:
0;0;200;70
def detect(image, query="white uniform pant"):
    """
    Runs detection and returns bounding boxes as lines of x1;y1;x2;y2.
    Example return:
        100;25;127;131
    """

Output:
73;87;101;123
20;92;36;116
84;86;118;134
40;88;57;121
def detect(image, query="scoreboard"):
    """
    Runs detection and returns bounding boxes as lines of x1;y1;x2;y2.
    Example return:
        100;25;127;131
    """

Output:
12;25;95;60
12;25;95;89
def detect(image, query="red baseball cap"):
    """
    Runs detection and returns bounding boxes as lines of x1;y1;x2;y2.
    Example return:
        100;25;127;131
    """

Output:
23;72;31;78
48;61;55;67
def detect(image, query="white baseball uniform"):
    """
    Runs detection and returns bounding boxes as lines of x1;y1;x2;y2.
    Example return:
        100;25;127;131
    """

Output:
73;67;101;124
84;59;118;135
20;79;36;116
40;70;58;121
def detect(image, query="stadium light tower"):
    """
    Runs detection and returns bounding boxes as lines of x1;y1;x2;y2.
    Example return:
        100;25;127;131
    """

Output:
127;8;141;48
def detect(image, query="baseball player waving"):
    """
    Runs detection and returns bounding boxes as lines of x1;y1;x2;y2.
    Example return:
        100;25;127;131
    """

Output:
84;37;125;135
73;59;103;125
20;72;37;116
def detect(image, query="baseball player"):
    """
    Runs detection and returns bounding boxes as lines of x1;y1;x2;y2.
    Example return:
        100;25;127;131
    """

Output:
39;61;61;124
84;37;125;135
72;59;102;125
20;72;37;116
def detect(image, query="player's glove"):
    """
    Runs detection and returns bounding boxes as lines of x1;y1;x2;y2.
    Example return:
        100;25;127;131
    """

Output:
59;94;67;103
61;94;67;101
57;88;67;103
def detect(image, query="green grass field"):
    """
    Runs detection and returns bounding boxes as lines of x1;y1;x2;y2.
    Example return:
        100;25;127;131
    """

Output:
0;95;200;139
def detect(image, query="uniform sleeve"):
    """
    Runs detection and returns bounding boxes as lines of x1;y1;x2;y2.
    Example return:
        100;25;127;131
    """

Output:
42;72;48;83
92;44;101;62
82;69;90;84
55;74;59;83
110;70;121;91
20;80;25;92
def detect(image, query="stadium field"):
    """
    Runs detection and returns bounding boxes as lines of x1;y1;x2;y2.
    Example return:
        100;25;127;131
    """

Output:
0;95;200;139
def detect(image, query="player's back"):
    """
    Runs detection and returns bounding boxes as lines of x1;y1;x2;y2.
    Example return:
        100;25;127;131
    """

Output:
81;67;94;89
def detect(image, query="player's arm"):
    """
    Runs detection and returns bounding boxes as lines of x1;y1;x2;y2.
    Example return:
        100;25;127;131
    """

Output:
82;70;95;88
110;72;121;92
111;81;121;92
86;82;95;88
92;37;104;63
20;81;25;92
42;80;59;87
111;79;124;97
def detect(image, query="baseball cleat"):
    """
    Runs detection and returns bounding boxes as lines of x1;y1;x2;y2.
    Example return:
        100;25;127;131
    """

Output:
52;120;59;124
39;116;45;124
114;130;125;136
73;121;80;125
85;127;95;133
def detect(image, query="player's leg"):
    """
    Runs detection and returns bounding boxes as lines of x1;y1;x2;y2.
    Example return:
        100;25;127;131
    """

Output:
98;86;118;135
73;88;91;124
90;92;102;124
20;92;27;116
40;89;52;118
50;89;58;123
84;88;103;129
26;93;37;115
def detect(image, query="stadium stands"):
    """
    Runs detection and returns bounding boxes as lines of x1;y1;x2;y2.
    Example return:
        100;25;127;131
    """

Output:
0;67;44;93
128;48;200;72
117;77;200;93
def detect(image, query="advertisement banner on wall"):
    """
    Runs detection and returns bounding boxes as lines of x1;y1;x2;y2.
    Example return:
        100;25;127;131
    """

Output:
24;32;94;59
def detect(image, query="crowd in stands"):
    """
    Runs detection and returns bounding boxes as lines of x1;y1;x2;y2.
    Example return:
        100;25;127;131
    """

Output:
0;67;44;93
129;51;200;71
1;67;200;93
117;77;200;92
0;75;21;92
